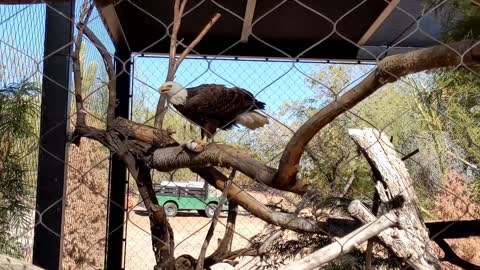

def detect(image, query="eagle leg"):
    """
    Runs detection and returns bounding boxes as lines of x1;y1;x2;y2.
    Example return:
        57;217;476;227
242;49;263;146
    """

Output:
201;124;216;143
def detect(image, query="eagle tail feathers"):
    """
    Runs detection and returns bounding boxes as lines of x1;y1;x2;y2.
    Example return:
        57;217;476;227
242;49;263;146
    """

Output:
235;111;269;130
255;100;266;110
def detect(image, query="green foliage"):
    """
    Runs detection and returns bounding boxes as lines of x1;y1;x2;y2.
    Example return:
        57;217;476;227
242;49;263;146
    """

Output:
428;0;480;41
0;80;39;257
423;69;480;177
421;0;480;181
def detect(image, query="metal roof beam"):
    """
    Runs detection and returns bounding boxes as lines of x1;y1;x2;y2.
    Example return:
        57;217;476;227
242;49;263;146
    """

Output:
98;4;130;51
357;0;400;46
240;0;257;43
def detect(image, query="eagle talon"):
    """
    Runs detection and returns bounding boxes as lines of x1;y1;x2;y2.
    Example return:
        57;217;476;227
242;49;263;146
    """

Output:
184;139;208;153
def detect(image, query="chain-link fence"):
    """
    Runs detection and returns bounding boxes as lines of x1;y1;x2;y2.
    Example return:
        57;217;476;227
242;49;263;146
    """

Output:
1;0;479;269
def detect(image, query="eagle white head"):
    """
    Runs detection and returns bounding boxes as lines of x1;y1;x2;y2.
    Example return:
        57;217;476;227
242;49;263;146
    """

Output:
159;81;188;105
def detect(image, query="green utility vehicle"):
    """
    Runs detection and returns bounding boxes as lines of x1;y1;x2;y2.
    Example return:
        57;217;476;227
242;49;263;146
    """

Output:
146;180;228;218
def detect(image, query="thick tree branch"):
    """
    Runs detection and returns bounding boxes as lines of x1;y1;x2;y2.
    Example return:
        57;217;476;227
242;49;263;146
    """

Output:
281;209;398;270
151;144;289;191
82;26;117;128
192;167;326;233
275;40;480;190
71;1;93;128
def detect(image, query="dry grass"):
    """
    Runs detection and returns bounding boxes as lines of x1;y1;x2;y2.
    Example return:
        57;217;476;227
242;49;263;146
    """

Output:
431;171;480;269
62;138;110;270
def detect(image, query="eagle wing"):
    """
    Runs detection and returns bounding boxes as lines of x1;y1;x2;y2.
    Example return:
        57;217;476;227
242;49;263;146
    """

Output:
185;84;260;117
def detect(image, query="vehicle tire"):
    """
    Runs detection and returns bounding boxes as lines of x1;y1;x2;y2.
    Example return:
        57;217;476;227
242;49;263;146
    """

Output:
197;210;207;217
205;203;217;218
164;202;178;217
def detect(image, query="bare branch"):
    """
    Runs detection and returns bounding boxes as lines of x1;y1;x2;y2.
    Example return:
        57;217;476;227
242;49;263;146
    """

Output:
71;1;93;127
280;210;398;270
154;97;168;129
151;144;283;191
155;8;221;129
193;167;326;233
203;201;239;268
196;170;236;270
82;26;116;128
275;40;480;190
154;0;189;129
173;13;222;75
166;0;185;81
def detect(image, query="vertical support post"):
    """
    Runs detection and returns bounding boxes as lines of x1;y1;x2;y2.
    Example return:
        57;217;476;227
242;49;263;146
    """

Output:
33;1;74;269
105;48;131;269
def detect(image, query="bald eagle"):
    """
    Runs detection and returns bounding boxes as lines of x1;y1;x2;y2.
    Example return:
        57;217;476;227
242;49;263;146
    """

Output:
159;82;269;142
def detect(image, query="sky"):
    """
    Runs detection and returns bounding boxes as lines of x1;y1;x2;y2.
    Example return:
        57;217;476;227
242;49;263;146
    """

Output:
0;3;375;120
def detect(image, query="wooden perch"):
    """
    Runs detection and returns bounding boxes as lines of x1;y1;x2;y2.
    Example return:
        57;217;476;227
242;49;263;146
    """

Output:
275;40;480;191
348;128;441;270
281;209;398;270
152;144;289;191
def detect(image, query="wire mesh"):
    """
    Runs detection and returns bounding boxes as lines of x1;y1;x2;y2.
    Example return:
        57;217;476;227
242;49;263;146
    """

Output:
0;0;479;269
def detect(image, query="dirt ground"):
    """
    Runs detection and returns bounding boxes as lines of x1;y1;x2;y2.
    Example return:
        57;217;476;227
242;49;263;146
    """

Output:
125;206;268;270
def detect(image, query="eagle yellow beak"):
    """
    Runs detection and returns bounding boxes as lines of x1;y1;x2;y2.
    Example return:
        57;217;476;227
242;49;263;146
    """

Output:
160;86;169;93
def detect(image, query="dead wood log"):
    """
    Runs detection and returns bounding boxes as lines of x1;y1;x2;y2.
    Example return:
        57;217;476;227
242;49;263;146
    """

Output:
348;128;441;270
280;209;398;270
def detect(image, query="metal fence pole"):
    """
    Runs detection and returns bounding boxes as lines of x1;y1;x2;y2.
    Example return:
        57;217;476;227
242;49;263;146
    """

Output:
32;1;75;269
105;48;131;269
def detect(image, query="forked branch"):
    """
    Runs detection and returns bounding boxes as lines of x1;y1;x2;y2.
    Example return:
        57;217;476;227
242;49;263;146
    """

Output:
154;0;221;128
196;169;236;270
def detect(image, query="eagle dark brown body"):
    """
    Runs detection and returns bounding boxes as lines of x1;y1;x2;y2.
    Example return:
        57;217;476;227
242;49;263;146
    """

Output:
172;84;267;138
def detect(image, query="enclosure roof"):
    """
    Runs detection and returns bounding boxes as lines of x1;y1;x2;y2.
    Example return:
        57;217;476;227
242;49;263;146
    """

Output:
100;0;448;61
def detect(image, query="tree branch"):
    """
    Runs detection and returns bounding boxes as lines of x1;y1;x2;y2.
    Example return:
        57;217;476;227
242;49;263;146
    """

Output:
82;26;116;129
204;230;283;269
275;40;480;191
154;8;221;129
202;201;239;268
280;209;398;270
151;144;288;191
173;13;221;75
71;1;93;128
196;169;236;270
192;167;326;233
